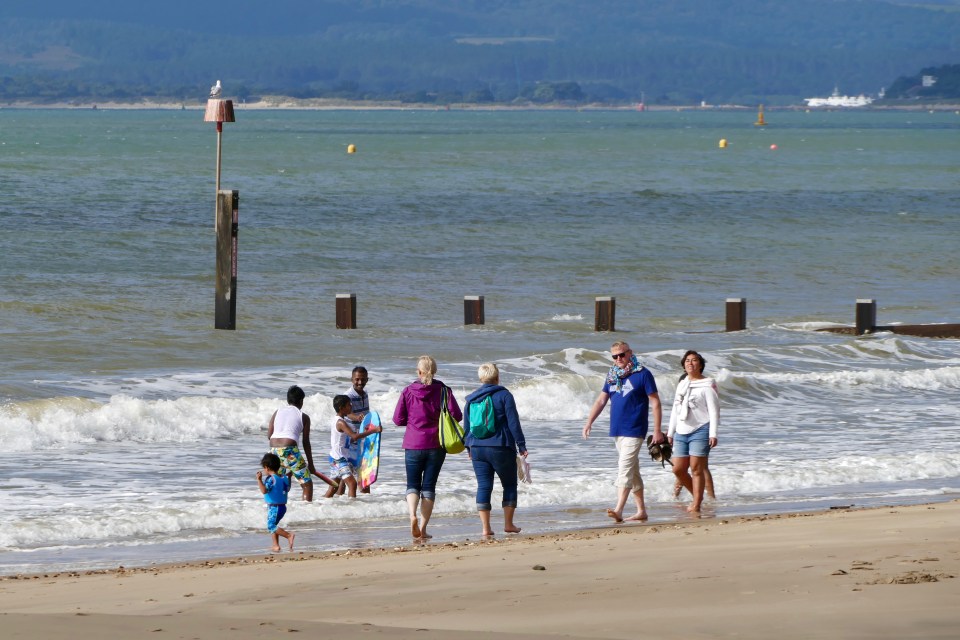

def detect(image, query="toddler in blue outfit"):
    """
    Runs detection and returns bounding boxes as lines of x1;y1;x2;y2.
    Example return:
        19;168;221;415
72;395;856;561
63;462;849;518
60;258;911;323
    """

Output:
257;452;295;552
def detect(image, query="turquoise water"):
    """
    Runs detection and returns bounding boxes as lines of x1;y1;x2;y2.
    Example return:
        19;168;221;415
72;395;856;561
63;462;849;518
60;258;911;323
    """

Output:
1;108;959;574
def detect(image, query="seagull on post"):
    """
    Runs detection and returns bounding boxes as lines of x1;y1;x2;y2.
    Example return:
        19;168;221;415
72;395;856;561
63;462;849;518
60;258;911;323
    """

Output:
209;80;222;98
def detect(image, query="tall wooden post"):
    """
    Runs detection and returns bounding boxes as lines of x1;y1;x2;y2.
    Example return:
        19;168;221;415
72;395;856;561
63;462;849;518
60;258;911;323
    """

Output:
856;299;877;336
725;298;747;332
204;98;235;230
464;295;485;325
336;293;357;329
594;296;616;332
215;190;239;330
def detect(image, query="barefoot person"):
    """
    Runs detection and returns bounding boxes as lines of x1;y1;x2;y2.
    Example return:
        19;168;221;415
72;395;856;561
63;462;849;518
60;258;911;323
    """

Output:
668;350;719;514
267;385;319;502
464;363;528;537
325;394;380;499
583;341;663;523
673;371;715;501
392;355;462;540
256;453;295;553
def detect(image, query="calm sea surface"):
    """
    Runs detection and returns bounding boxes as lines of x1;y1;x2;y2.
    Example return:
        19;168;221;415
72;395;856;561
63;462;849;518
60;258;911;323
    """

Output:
1;108;959;574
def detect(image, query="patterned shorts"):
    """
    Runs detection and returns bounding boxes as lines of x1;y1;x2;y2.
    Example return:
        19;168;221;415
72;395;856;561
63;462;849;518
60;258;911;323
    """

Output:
266;504;287;533
330;457;356;480
271;446;312;485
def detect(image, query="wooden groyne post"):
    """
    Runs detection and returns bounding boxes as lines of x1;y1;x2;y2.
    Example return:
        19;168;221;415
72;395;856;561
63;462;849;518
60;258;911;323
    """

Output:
726;298;747;332
336;293;357;329
855;299;877;335
817;298;960;338
214;190;239;330
594;296;616;332
205;94;238;330
464;295;485;325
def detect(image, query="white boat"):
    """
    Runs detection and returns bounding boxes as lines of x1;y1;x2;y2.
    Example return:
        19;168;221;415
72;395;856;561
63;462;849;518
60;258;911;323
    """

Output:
804;86;873;108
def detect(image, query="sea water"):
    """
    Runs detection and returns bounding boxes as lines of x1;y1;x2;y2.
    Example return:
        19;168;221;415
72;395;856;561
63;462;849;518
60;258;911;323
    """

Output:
1;108;959;575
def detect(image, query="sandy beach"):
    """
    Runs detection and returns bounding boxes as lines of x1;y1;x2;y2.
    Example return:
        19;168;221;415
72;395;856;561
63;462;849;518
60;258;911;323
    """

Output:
2;500;957;639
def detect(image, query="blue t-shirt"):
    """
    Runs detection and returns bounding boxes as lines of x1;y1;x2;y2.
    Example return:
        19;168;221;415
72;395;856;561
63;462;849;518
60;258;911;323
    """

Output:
602;367;658;438
263;473;291;505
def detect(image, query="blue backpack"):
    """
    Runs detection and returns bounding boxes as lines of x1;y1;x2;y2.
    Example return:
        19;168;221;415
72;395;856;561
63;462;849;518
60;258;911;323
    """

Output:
468;396;496;439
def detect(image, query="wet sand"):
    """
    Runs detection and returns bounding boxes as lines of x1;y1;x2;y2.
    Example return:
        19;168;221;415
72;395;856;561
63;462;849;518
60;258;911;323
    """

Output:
2;500;958;639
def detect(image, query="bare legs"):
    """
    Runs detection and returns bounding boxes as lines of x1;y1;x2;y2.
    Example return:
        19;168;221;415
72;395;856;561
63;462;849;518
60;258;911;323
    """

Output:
672;456;708;513
607;485;647;523
419;497;435;538
406;493;435;539
674;463;714;499
503;506;521;533
406;493;422;538
479;506;521;536
271;527;295;553
325;476;357;498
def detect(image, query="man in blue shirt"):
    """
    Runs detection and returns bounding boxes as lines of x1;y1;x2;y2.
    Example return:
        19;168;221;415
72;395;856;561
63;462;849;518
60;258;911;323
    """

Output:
583;341;663;523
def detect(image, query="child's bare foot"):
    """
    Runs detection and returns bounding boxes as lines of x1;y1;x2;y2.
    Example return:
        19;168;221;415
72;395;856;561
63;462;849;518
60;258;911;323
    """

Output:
504;525;521;533
624;511;648;522
271;545;281;553
410;519;422;539
419;529;433;539
606;508;623;523
481;530;494;537
673;482;683;498
686;504;702;514
288;532;296;551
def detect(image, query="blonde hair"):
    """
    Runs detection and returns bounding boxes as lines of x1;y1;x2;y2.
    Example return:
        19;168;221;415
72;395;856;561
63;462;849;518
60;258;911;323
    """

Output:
477;362;499;384
417;355;437;385
611;340;630;352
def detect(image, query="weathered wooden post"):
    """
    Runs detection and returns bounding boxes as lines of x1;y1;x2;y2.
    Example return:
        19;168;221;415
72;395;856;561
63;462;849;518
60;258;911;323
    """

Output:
205;86;238;329
464;295;485;325
726;298;747;332
594;296;616;332
856;299;877;336
214;190;239;330
336;293;357;329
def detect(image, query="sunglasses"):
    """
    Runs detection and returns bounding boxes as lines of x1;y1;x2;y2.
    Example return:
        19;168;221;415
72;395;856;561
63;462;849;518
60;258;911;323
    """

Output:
611;352;629;360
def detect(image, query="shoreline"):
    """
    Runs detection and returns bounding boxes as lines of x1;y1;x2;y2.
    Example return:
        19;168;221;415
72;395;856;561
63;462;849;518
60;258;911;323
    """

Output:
2;500;957;639
3;97;960;112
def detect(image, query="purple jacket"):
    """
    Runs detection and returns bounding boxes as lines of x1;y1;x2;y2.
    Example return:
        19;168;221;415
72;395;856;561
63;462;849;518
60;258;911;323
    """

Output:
392;379;462;450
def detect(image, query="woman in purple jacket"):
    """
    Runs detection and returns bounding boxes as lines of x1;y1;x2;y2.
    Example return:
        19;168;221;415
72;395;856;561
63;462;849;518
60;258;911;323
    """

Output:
392;355;462;540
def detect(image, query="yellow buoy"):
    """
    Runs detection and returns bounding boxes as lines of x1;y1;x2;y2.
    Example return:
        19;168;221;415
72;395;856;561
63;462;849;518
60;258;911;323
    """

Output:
754;104;766;126
719;138;728;149
347;144;357;154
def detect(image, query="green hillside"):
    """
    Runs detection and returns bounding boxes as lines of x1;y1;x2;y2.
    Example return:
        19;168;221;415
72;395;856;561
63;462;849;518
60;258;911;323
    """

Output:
1;1;959;105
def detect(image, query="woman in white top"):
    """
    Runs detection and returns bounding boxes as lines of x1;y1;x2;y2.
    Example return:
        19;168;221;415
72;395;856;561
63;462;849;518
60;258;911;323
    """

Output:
668;350;719;513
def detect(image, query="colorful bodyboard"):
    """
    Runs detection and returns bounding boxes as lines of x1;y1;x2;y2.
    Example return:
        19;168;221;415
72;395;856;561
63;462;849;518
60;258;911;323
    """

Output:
356;410;382;489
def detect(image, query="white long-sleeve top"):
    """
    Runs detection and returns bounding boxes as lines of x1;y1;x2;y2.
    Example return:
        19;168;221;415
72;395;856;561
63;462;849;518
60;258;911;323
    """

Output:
668;377;720;438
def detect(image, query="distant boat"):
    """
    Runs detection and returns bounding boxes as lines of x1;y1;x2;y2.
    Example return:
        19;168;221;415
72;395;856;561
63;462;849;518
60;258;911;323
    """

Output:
805;86;873;108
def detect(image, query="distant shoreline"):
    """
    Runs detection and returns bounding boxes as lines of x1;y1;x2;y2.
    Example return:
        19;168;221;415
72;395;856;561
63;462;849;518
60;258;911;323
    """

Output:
3;97;960;112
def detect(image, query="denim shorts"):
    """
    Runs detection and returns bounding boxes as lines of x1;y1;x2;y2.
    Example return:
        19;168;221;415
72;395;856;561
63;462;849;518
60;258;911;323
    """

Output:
672;424;710;458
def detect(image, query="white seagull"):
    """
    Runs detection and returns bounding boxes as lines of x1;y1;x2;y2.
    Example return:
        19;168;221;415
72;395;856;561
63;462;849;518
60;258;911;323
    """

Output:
209;80;222;98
